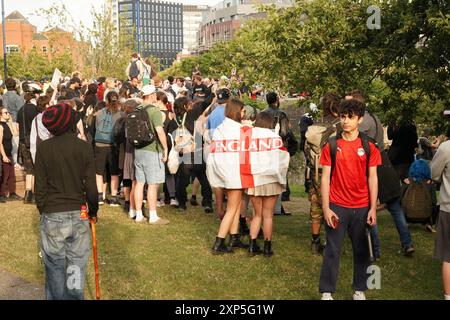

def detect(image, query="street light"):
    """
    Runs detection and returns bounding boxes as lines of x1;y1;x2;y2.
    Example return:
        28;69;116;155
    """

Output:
1;0;7;79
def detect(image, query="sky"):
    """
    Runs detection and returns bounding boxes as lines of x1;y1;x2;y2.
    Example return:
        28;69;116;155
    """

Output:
4;0;216;32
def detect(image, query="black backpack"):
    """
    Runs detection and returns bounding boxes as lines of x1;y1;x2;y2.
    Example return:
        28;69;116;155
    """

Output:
129;60;140;79
126;105;156;149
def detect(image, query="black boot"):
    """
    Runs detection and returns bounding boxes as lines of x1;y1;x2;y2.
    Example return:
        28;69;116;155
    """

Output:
24;190;34;204
212;237;232;254
239;217;250;235
229;234;249;249
263;240;273;257
248;238;262;256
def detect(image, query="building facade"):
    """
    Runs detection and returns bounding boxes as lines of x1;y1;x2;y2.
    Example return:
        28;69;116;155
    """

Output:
0;11;85;70
118;0;183;69
197;0;292;53
182;5;209;54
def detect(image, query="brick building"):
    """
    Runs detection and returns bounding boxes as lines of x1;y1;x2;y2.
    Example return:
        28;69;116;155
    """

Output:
0;11;85;69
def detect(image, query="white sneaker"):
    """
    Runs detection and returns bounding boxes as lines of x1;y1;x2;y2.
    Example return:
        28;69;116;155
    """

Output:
129;211;136;219
170;198;179;206
321;292;333;300
135;215;145;223
157;200;165;207
353;291;366;300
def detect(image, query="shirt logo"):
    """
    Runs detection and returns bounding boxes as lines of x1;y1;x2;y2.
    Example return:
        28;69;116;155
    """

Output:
357;148;365;157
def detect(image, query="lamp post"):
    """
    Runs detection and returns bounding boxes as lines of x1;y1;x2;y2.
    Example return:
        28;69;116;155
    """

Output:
1;0;7;79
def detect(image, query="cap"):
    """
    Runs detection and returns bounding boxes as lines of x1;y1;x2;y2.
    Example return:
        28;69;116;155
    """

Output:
141;85;157;96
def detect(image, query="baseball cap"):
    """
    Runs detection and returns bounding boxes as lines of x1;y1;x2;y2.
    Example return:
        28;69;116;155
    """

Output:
216;88;230;103
141;85;157;96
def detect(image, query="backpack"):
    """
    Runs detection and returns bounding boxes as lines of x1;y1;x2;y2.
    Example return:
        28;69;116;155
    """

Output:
304;119;339;183
401;181;432;223
328;132;373;182
172;112;195;154
126;105;156;149
129;60;140;79
95;109;115;144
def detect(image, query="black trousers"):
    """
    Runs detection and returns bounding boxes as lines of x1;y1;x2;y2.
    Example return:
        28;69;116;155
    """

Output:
176;163;212;206
319;203;371;293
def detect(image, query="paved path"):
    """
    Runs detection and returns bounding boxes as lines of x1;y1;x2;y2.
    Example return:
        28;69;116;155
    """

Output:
0;268;44;300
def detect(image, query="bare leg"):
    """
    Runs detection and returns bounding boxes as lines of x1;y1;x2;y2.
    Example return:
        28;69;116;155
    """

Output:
110;175;119;196
192;177;200;196
96;174;104;194
130;180;136;211
262;195;278;240
214;187;224;218
147;184;159;212
134;182;145;211
249;196;263;239
217;189;242;238
444;262;450;296
123;187;130;202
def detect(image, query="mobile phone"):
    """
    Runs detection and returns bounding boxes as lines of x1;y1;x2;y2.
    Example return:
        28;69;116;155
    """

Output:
331;216;339;229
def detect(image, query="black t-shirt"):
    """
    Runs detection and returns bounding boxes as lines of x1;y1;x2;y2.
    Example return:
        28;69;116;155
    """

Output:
16;103;39;145
0;122;13;156
193;84;207;97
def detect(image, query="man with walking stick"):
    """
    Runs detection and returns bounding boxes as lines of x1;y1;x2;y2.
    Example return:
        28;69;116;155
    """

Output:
35;102;99;300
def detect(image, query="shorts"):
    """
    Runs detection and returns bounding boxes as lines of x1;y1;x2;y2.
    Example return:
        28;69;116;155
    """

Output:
95;145;120;176
134;149;165;184
309;179;323;224
434;210;450;263
18;143;34;174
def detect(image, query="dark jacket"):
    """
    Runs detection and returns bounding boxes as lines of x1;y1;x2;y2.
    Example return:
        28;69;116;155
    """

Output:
34;132;98;217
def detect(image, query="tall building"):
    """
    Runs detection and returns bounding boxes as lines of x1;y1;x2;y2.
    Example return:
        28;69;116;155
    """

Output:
182;5;209;54
197;0;292;53
118;0;183;69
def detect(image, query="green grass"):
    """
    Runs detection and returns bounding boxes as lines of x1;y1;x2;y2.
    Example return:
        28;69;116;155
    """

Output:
0;188;442;300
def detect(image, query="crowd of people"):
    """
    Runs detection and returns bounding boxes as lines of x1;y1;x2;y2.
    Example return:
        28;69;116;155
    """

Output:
0;52;448;301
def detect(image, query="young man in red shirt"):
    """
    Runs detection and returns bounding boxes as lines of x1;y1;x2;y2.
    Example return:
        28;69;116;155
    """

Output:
319;99;381;300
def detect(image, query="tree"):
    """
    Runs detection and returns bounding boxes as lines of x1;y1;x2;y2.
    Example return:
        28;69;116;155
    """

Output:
36;0;135;79
165;0;449;131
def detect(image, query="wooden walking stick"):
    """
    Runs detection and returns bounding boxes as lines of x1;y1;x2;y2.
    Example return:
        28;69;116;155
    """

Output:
90;218;100;300
82;204;100;300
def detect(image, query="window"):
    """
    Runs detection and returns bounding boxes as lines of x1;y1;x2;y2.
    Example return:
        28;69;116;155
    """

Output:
120;4;132;11
6;45;19;54
42;46;47;53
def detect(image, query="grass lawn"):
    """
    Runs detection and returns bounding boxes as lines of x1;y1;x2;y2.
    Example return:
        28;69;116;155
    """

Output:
0;187;443;300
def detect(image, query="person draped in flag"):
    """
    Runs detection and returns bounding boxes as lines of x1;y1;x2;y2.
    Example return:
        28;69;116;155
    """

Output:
208;98;290;254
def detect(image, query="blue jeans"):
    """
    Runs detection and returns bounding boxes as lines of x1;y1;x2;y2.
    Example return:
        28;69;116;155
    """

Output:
40;211;91;300
386;198;413;248
371;197;413;257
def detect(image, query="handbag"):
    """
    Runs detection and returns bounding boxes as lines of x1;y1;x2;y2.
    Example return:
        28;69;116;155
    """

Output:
167;133;180;174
